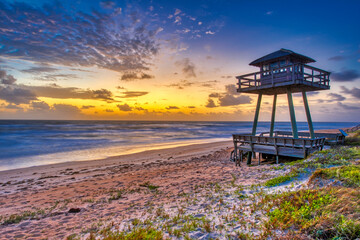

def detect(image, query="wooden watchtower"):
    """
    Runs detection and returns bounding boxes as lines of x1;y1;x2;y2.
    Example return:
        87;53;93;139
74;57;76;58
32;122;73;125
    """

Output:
233;49;330;165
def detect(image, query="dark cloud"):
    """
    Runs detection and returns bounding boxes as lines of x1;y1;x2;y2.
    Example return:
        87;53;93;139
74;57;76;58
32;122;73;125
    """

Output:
166;80;217;89
166;106;179;110
0;1;160;73
341;86;360;99
221;75;233;79
218;94;251;106
328;55;347;61
332;69;360;82
21;85;114;102
100;1;116;9
5;104;23;110
120;72;154;81
105;109;114;112
30;101;50;110
34;74;78;82
117;91;149;98
207;84;251;107
175;58;196;78
209;92;221;98
0;86;38;104
117;103;132;111
21;66;58;74
337;102;360;110
188;106;196;108
327;93;346;102
0;69;17;85
166;80;194;89
81;105;95;109
205;98;217;108
52;104;81;115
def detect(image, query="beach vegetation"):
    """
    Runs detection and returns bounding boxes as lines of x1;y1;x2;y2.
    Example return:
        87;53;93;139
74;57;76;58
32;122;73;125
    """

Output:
259;187;360;239
140;181;160;191
108;189;123;202
345;130;360;146
1;208;45;225
263;168;300;187
309;165;360;188
101;226;164;240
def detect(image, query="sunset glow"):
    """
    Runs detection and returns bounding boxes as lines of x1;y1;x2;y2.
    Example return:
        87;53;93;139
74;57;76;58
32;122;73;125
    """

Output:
0;0;359;121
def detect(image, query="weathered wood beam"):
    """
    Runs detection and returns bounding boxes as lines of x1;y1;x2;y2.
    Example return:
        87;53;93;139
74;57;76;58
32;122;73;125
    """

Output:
302;91;315;138
247;93;262;165
287;89;298;138
270;94;277;137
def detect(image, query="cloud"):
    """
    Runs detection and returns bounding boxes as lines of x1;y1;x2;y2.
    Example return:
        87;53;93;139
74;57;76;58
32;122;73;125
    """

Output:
166;106;179;110
218;94;251;106
175;58;196;78
0;70;17;85
35;74;78;82
332;69;360;82
207;84;251;107
327;93;346;102
4;104;23;110
0;86;38;104
205;31;215;35
266;11;273;15
81;105;95;109
21;66;58;74
0;1;160;73
52;104;81;115
100;1;116;9
117;91;149;98
166;80;194;89
120;72;154;81
337;102;360;110
30;101;50;110
117;103;132;111
21;85;115;102
188;106;196;108
105;109;114;112
341;86;360;99
205;98;217;108
328;55;347;61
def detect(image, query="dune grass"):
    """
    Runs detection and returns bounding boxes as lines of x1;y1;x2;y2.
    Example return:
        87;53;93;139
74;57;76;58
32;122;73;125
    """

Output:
260;187;360;239
263;168;300;187
309;165;360;188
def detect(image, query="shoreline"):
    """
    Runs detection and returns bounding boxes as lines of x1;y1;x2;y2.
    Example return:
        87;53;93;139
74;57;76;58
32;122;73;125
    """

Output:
0;140;233;181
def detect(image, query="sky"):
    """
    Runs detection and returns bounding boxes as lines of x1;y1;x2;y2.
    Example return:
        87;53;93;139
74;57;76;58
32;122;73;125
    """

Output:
0;0;359;121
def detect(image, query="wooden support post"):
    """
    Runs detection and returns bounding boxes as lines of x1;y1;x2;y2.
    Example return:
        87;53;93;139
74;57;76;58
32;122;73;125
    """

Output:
270;94;277;137
302;91;315;139
247;93;262;165
287;89;298;138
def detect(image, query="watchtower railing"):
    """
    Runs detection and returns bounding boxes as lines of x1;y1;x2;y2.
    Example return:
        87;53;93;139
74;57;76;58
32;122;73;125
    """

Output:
236;63;330;90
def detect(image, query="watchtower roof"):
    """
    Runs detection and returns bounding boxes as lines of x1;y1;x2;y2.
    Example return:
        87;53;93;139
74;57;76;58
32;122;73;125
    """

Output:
249;48;316;67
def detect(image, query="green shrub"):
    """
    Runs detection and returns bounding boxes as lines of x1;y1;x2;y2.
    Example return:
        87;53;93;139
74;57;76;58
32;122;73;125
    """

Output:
310;165;360;188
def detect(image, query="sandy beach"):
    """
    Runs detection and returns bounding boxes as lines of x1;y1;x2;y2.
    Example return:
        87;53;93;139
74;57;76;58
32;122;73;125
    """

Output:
0;126;358;239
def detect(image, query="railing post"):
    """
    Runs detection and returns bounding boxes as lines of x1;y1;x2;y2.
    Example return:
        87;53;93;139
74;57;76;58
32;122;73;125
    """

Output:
312;69;314;83
292;64;295;83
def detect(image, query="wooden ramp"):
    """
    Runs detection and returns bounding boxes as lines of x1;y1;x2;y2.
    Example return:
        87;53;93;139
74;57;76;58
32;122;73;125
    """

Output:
232;134;326;165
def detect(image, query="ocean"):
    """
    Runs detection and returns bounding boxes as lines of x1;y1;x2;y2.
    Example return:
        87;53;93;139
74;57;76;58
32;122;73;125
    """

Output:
0;120;357;171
